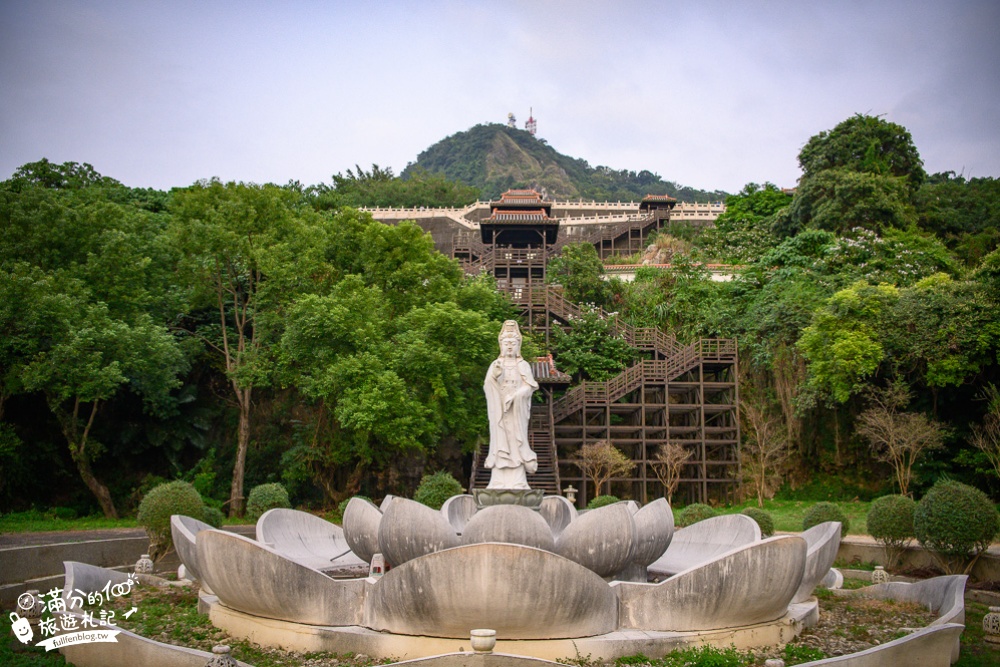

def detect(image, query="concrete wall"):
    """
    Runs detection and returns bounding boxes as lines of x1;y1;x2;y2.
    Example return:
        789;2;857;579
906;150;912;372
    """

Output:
0;526;254;606
838;535;1000;580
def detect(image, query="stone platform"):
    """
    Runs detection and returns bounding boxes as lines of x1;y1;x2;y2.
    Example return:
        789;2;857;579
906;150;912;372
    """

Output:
202;592;818;662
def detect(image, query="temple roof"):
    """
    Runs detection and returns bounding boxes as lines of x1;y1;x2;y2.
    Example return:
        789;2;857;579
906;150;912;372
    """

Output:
531;354;572;384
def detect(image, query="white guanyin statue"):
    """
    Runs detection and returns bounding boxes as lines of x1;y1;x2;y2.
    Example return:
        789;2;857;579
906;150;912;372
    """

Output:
483;320;538;489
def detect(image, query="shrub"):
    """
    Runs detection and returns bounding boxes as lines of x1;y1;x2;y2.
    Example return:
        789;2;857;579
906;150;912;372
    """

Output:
677;503;717;527
915;479;1000;574
45;507;77;520
741;507;774;537
202;506;225;528
867;494;915;569
587;494;621;510
802;502;850;533
246;483;291;521
137;480;205;559
413;471;463;510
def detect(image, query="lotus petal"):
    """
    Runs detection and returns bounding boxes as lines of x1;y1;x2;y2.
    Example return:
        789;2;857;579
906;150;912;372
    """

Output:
365;543;617;639
556;502;636;577
440;494;478;534
631;498;674;566
648;513;761;577
461;504;555;551
793;521;841;603
539;495;577;538
616;535;806;631
256;508;365;571
343;497;383;563
197;529;369;626
378;497;460;566
170;514;212;582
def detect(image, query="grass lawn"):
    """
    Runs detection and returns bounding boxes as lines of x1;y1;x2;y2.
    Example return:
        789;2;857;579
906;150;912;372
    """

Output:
673;499;871;535
0;509;254;534
0;509;138;534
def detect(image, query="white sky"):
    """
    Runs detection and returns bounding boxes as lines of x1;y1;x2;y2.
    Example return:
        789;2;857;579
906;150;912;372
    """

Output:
1;0;997;194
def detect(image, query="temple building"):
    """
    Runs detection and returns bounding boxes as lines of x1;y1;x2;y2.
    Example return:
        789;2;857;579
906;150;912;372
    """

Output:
372;190;738;506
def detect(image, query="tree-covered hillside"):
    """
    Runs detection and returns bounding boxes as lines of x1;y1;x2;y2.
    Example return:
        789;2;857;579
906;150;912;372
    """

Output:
401;123;727;202
2;114;999;520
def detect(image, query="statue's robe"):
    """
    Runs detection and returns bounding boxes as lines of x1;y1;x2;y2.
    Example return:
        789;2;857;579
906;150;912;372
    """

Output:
483;357;538;489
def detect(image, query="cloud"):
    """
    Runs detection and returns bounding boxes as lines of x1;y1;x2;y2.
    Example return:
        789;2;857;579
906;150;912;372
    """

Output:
1;0;997;192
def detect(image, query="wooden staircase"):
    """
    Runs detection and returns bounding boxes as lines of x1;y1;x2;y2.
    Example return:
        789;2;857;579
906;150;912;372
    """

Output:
551;340;737;423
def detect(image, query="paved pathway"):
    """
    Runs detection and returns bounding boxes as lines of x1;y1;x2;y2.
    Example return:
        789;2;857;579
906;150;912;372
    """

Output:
0;525;254;549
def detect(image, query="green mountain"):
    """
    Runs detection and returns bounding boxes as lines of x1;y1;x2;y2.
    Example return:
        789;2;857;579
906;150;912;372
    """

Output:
401;123;727;202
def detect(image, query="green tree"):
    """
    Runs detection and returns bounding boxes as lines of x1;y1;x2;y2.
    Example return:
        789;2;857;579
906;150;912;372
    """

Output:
782;115;926;237
550;308;636;382
697;183;790;263
786;169;917;235
19;298;185;517
546;242;610;306
309;164;481;209
797;282;897;404
170;179;332;516
797;114;926;189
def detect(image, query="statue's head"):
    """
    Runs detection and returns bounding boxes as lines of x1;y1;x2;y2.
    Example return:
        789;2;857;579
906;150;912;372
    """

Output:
498;320;522;359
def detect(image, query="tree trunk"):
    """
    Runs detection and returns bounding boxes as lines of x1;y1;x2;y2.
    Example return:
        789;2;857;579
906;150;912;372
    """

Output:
228;387;252;517
73;450;118;518
58;399;118;518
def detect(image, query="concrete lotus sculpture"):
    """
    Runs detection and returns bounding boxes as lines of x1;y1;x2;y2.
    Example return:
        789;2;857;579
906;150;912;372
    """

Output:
615;535;807;631
170;514;213;582
343;497;384;563
342;495;673;579
365;543;617;639
793;521;842;603
648;513;761;577
256;507;366;572
197;529;369;626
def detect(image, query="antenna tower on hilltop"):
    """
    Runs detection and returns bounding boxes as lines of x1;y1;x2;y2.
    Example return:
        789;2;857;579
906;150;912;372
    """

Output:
525;107;537;136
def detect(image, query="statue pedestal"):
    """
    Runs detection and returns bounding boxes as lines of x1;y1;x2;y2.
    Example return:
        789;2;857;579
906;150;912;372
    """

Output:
473;488;544;510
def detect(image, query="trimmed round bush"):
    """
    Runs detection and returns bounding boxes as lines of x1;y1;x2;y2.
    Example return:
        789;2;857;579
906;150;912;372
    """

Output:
587;494;621;510
246;482;291;521
677;503;717;527
137;480;205;559
915;480;999;570
741;507;775;537
867;494;916;569
867;495;915;544
202;505;225;528
802;502;850;533
413;471;463;510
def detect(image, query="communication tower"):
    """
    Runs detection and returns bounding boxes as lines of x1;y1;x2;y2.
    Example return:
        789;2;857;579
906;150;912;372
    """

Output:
525;107;537;136
507;113;517;128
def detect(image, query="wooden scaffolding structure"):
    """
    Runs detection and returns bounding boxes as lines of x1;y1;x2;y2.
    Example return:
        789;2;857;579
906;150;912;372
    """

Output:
464;191;740;506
